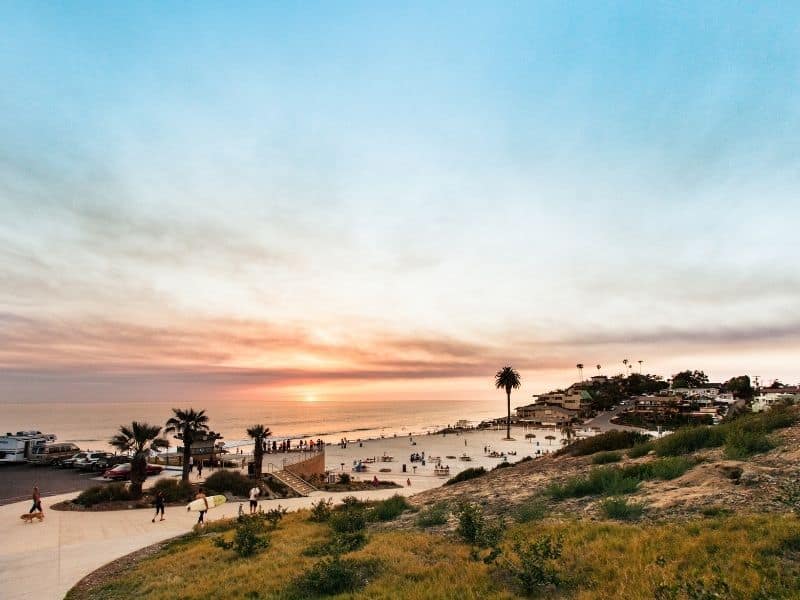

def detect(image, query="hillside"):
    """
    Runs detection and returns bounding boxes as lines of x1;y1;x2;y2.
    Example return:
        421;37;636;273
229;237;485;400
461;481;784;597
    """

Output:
67;408;800;599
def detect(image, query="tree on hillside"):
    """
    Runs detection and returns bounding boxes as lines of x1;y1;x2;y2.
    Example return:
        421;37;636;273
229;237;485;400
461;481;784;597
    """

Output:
560;422;576;444
247;424;271;479
165;408;210;483
495;366;521;440
671;370;709;389
596;364;601;374
722;375;754;399
770;380;786;389
622;359;629;375
576;363;584;381
109;421;169;499
638;360;643;373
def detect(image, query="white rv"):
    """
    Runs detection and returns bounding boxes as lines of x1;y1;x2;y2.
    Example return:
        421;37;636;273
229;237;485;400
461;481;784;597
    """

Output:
0;431;57;464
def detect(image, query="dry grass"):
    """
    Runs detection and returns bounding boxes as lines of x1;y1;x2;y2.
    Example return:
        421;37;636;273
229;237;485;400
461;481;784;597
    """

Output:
67;511;800;599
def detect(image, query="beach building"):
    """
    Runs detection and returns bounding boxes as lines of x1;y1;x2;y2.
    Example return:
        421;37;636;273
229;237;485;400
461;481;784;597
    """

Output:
515;403;577;426
752;386;800;412
531;387;593;418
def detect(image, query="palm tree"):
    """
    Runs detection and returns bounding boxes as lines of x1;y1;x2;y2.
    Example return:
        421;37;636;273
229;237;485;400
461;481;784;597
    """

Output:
596;364;601;374
560;422;576;445
165;408;210;483
246;424;271;480
622;359;629;376
576;363;584;382
495;366;521;440
109;422;169;499
638;360;643;373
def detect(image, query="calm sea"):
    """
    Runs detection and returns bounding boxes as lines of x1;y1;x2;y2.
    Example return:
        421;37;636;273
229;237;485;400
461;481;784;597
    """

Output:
0;398;505;451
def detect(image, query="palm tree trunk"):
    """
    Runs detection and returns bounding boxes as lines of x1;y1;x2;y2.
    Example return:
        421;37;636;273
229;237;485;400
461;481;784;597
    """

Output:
182;444;191;483
506;390;511;439
254;444;263;479
130;456;145;499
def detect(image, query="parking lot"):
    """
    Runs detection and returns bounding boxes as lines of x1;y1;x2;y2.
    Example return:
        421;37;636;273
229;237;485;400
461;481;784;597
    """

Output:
0;463;108;505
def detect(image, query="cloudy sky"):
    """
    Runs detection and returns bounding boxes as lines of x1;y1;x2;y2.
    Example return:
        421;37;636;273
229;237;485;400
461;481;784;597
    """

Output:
2;2;799;403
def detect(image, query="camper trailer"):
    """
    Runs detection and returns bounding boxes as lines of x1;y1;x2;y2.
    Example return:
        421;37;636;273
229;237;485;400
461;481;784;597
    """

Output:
0;431;57;464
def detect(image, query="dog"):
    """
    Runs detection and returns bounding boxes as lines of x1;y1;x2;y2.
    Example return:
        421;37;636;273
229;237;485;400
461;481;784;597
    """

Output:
20;512;44;523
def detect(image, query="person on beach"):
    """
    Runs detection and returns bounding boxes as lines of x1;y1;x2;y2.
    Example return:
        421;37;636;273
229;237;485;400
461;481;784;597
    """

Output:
152;490;165;522
196;461;203;478
406;478;411;486
249;485;260;514
30;485;43;516
195;488;208;525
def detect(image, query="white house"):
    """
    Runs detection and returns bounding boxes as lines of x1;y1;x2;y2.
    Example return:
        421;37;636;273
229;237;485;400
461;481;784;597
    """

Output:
752;387;800;412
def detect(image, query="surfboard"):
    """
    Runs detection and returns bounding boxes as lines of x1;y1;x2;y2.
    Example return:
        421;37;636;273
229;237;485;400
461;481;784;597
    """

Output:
187;494;227;512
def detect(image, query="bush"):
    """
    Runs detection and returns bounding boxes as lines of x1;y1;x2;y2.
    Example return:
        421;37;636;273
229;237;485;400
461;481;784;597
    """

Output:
264;505;287;529
506;534;564;595
627;443;653;458
369;494;409;522
592;451;623;464
556;430;651;457
213;514;270;557
292;555;379;597
302;531;367;557
337;473;351;484
416;502;449;527
329;507;367;534
444;467;486;486
724;428;773;459
455;502;504;549
653;426;725;457
308;498;333;522
623;457;694;481
514;497;548;523
204;470;252;497
600;497;644;520
150;478;194;502
546;468;639;500
74;483;132;507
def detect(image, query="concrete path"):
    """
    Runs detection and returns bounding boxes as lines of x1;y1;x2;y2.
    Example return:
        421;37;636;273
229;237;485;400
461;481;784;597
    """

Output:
0;487;414;600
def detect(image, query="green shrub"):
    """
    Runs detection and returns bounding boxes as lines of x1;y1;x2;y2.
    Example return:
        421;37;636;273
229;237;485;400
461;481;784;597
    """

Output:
600;497;645;521
653;426;725;457
556;430;651;457
546;468;639;500
74;483;132;507
203;470;252;497
369;494;409;522
302;531;367;557
724;428;774;459
292;556;379;597
444;467;486;486
623;457;694;481
506;534;564;595
337;473;351;484
592;451;623;464
265;506;287;529
416;502;449;527
514;497;548;523
701;505;732;518
627;443;653;458
329;507;367;534
150;478;194;502
213;514;270;557
455;502;504;549
308;498;333;522
338;496;364;510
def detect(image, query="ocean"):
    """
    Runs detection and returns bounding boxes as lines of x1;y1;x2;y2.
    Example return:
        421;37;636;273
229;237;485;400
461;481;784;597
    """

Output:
0;398;506;451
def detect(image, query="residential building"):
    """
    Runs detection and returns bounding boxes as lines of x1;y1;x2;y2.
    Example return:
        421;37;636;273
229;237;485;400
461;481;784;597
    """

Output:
515;403;577;426
752;386;800;412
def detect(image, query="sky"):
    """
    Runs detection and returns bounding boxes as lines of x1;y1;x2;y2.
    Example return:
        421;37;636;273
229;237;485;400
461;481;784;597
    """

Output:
1;2;800;405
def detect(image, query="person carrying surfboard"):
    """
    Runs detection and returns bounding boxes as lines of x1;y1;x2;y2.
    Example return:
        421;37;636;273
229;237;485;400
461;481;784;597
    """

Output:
195;488;209;525
248;485;260;514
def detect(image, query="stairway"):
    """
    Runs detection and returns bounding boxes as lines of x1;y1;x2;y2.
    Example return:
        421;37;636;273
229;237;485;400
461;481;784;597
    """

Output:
272;469;317;497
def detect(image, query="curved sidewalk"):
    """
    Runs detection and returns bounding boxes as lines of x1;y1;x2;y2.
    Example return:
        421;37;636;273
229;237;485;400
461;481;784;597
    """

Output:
0;486;411;600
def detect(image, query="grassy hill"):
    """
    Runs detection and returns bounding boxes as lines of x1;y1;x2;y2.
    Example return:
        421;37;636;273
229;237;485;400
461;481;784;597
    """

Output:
67;407;800;599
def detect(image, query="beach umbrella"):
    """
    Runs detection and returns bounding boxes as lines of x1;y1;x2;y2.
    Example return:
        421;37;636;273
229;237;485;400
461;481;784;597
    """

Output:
545;435;556;445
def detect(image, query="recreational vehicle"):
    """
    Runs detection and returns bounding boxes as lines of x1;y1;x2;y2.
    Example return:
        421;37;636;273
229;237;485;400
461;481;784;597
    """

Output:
0;431;57;464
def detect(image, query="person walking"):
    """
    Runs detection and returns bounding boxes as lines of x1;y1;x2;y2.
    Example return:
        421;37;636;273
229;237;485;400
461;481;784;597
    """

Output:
248;484;260;514
195;488;208;526
152;490;165;522
29;485;43;516
196;460;203;479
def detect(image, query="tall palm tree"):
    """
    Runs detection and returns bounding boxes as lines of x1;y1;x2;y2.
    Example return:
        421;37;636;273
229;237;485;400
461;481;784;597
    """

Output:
596;364;602;375
622;359;629;376
576;363;584;382
246;424;271;480
495;366;521;440
638;360;643;373
560;422;576;445
109;421;169;499
165;408;210;483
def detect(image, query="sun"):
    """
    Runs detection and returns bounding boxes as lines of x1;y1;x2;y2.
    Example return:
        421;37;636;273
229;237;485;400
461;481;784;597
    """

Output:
303;393;318;403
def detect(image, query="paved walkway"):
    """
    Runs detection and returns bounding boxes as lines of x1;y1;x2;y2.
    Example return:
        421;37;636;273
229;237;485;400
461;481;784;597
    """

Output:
0;486;414;600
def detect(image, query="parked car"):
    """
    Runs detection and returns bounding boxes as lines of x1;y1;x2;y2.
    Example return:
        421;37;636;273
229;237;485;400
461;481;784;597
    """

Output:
76;452;114;471
103;462;164;481
58;451;90;468
29;443;81;466
92;454;130;472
